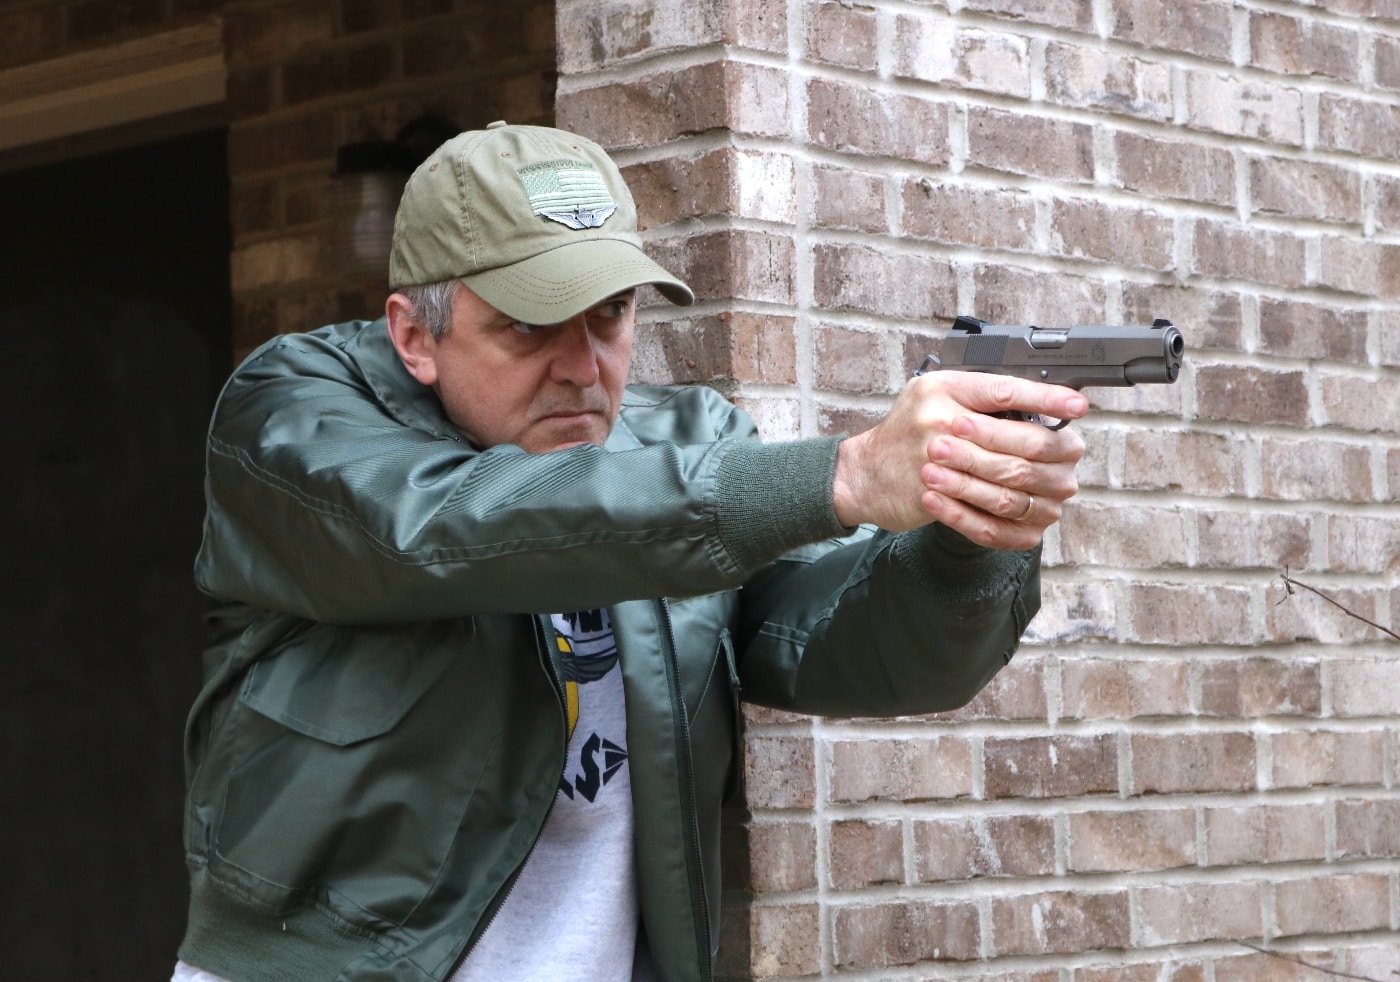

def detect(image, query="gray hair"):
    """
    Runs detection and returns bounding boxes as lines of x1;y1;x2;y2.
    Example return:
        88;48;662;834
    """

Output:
397;279;462;340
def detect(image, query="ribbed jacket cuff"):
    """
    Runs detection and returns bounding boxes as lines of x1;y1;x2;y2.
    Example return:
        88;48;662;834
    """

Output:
891;523;1040;603
713;437;848;572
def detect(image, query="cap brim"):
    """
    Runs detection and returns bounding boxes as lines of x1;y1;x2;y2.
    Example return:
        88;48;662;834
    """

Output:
461;238;695;326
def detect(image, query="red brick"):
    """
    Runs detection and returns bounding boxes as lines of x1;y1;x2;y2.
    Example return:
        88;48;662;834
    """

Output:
1130;583;1254;646
815;166;888;234
1194;365;1310;427
1109;0;1233;60
1319;93;1400;159
1269;580;1384;645
812;242;957;321
901;181;1035;250
1022;580;1116;645
1129;732;1257;794
1321;373;1400;435
832;900;981;967
1121;285;1242;355
938;656;1049;722
1250;156;1362;224
1336;799;1400;859
1114;132;1234;209
1328;515;1400;575
1057;503;1190;569
913;814;1056;881
718;902;821;979
1068;808;1195;873
892;17;1032;98
806;0;877;70
807;78;951;163
1258;298;1369;363
1271;729;1386;789
1382;311;1400;368
1261;438;1373;503
1250;12;1360;82
1275;873;1391;937
722;819;817;894
991;890;1131;956
960;0;1092;32
624;148;796;229
1210;950;1340;982
1045;42;1172;122
1123;430;1247;496
984;735;1118;799
1316;235;1400;298
1077;962;1206;982
1333;658;1400;717
225;3;336;67
967;108;1095;183
1378;34;1400;92
1048;199;1175;270
817;404;885;440
743;735;815;809
1199;657;1322;717
970;265;1109;325
647;230;796;306
1185;70;1305;146
1136;882;1263;946
1197;509;1314;571
633;312;797;386
815;325;892;395
829;736;975;803
828;819;902;890
1204;803;1327;865
1192;219;1307;289
1060;658;1191;720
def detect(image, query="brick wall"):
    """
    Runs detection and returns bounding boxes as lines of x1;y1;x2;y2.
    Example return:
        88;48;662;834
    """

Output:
557;0;1400;977
222;0;557;358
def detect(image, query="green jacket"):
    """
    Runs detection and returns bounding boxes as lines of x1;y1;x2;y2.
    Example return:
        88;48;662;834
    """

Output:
178;318;1041;982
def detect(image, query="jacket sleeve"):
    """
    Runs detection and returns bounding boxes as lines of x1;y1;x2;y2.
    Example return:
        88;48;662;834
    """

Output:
732;524;1040;717
194;329;850;624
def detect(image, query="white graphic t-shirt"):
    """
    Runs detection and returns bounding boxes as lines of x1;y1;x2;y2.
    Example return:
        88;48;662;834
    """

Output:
452;609;644;982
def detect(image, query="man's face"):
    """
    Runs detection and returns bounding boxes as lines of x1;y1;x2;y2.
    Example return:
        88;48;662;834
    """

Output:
415;285;636;453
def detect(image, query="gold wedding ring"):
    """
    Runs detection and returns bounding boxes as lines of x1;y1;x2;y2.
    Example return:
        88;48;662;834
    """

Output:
1014;495;1036;523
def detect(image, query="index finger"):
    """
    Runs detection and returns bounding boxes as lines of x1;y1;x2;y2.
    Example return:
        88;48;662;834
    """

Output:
940;371;1090;422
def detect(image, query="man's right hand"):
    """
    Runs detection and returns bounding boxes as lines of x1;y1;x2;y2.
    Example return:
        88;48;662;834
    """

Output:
831;371;1088;550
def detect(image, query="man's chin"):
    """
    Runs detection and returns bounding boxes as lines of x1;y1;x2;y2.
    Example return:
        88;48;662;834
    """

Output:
522;415;611;453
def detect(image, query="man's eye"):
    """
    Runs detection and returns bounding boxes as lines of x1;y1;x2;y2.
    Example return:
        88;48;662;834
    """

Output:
510;321;544;335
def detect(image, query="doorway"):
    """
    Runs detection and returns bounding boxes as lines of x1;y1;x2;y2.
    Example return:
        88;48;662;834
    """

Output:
0;127;231;979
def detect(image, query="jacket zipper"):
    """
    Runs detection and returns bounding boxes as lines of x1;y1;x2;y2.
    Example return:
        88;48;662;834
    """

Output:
445;614;569;979
660;597;714;982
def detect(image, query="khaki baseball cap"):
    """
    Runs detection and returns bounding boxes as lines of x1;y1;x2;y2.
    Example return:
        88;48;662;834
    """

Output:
388;121;694;325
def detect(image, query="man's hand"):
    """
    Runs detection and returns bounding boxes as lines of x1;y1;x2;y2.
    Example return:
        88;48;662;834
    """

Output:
832;371;1087;549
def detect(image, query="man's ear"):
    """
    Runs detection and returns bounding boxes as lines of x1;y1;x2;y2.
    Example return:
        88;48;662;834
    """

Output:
385;293;439;386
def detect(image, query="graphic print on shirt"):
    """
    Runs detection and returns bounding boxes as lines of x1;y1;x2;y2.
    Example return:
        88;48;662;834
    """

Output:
552;609;628;803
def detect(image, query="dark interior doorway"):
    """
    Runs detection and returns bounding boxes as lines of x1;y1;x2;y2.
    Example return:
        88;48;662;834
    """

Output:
0;127;231;980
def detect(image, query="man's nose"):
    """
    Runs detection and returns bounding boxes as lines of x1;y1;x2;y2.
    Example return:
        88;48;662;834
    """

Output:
549;316;601;387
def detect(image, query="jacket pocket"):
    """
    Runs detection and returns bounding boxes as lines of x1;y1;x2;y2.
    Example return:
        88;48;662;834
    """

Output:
207;619;496;926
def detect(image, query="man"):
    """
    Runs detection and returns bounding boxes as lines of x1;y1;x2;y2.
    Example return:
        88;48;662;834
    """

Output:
174;121;1086;982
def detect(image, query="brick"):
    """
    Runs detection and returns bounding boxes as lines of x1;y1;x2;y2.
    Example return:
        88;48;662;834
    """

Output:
225;3;335;67
1328;515;1400;575
556;1;717;73
832;900;981;967
1060;658;1191;720
1129;732;1256;794
817;404;885;439
901;181;1035;250
743;735;815;809
624;148;796;228
815;165;887;234
828;819;902;890
1204;803;1327;865
723;819;817;894
1121;285;1242;355
1261;438;1372;503
1115;132;1235;207
1275;874;1391;937
991;890;1131;956
0;6;63;71
1110;0;1233;61
960;0;1092;32
1378;34;1400;92
1022;580;1117;645
718;902;821;979
1250;156;1361;224
984;735;1118;799
1185;70;1305;146
814;325;892;395
938;656;1049;722
1210;951;1339;982
1194;365;1309;427
1258;298;1369;363
1250;12;1360;82
1130;583;1254;646
1274;578;1385;647
812;242;957;320
1045;42;1172;122
807;78;951;163
633;311;797;386
647;230;796;306
892;16;1032;98
1068;808;1195;873
806;0;877;71
1058;503;1190;568
1078;963;1206;982
561;61;790;148
1316;236;1400;298
1123;430;1247;496
970;265;1109;325
913;814;1056;881
1192;219;1307;289
967;107;1094;183
1381;311;1400;368
1048;199;1175;270
1330;366;1400;431
229;237;322;292
1270;729;1386;789
1336;799;1400;859
1136;882;1263;946
1320;94;1400;159
1333;659;1400;717
1197;510;1314;571
829;736;975;803
1199;657;1322;717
